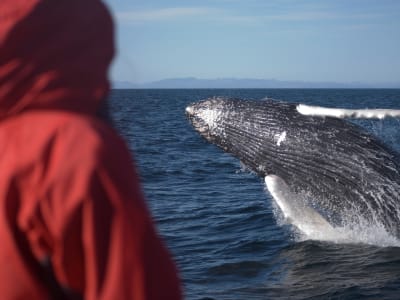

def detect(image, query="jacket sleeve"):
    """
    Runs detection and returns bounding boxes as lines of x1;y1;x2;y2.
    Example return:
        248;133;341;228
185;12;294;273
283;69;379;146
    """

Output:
29;126;182;300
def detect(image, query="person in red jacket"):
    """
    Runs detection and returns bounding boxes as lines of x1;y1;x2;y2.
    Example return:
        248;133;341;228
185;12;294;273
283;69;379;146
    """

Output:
0;0;182;299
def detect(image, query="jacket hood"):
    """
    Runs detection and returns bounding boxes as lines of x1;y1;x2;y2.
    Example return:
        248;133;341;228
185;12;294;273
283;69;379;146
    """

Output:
0;0;114;119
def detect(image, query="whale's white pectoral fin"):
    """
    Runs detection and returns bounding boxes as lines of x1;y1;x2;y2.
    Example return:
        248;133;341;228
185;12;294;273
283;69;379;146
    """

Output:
265;175;333;235
296;104;400;119
265;175;294;219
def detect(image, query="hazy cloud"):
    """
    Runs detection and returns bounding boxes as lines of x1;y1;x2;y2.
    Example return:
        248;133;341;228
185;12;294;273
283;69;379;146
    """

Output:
115;5;385;26
116;7;214;23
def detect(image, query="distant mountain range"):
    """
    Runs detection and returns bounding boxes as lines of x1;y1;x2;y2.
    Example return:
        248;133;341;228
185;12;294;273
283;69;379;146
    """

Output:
112;77;400;89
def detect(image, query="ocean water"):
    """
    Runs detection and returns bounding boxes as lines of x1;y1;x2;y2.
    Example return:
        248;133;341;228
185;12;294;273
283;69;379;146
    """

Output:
108;89;400;300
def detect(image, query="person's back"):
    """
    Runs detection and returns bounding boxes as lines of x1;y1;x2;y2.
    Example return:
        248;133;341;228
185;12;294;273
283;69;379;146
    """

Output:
0;1;182;299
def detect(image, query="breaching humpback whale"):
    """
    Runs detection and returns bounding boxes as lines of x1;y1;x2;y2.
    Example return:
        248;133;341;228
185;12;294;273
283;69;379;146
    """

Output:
186;97;400;239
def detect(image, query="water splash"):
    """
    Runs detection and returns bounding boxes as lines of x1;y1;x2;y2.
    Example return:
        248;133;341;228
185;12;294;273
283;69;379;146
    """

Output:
265;177;400;248
295;219;400;248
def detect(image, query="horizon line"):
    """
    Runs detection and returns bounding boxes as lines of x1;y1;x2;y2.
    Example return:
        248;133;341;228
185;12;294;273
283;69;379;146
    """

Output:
111;77;400;89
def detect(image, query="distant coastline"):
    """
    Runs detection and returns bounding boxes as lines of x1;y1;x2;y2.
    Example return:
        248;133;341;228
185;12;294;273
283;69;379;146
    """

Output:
112;77;400;89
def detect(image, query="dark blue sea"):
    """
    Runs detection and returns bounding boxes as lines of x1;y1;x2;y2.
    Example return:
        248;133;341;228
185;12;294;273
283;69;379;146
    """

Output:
108;89;400;300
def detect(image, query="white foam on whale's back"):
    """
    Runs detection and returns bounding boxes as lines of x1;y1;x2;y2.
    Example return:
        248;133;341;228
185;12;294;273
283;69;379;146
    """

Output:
297;104;400;119
265;175;400;247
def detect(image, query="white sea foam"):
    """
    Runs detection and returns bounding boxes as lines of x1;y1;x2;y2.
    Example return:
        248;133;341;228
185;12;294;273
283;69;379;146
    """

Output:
265;175;400;247
297;104;400;119
296;219;400;247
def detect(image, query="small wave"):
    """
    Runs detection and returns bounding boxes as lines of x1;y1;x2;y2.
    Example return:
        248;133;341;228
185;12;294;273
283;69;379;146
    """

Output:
207;260;266;277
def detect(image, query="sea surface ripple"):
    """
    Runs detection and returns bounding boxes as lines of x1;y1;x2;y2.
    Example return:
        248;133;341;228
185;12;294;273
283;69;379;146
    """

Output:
109;89;400;299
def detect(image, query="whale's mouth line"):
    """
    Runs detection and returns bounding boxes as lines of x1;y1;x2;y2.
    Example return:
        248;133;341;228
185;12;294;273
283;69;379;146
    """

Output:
185;104;200;129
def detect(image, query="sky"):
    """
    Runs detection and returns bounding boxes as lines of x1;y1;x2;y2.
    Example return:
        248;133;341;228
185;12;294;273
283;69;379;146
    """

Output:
103;0;400;84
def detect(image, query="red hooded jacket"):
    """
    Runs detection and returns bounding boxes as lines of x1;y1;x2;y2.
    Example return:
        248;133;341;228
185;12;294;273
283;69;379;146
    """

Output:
0;0;182;299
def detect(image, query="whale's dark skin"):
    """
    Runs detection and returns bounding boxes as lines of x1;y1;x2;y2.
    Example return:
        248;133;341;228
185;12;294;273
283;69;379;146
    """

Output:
186;97;400;238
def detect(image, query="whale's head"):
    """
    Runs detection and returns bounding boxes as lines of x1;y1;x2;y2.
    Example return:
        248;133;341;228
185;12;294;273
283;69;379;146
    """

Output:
186;97;299;176
185;98;228;146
